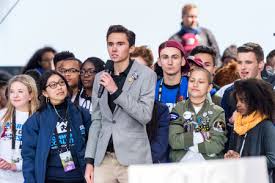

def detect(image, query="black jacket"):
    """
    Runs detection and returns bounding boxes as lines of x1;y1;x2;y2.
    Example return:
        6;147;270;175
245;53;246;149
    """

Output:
229;120;275;182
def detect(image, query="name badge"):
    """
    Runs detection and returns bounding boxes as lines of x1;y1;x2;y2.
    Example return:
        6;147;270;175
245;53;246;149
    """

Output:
59;150;76;172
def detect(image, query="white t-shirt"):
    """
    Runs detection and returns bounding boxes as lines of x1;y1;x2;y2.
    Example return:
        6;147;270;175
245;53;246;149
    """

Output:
78;89;92;114
193;105;203;114
0;109;29;183
215;82;234;98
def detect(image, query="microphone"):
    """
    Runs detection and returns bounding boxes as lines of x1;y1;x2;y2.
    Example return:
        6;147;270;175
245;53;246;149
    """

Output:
98;60;114;98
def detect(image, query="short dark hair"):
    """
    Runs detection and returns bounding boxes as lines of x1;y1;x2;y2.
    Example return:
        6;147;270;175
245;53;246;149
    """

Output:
237;42;264;63
266;49;275;66
190;45;217;66
128;30;136;46
153;63;163;79
106;25;135;47
53;51;74;66
233;78;275;120
82;57;105;73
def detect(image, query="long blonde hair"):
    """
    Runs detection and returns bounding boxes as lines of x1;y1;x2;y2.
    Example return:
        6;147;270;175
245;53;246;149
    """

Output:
1;74;39;127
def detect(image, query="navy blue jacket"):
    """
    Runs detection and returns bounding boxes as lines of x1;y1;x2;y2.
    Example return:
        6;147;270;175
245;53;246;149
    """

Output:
22;101;91;183
150;101;169;163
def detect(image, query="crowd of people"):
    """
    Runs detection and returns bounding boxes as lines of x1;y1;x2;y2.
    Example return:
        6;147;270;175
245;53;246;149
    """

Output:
0;3;275;183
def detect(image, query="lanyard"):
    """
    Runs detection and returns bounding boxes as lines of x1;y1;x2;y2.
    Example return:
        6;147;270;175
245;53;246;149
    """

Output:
11;110;29;150
11;110;16;150
158;78;182;103
53;107;71;152
73;89;81;105
239;133;247;157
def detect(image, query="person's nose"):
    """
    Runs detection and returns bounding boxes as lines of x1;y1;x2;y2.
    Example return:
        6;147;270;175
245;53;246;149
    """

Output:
240;63;246;70
64;70;71;76
167;57;173;65
236;100;241;108
111;45;118;52
13;92;19;98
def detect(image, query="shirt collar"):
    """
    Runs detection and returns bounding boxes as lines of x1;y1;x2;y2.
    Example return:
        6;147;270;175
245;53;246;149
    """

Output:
113;60;134;77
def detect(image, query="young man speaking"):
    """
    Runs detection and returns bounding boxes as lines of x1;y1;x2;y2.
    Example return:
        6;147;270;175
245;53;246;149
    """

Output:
85;25;157;183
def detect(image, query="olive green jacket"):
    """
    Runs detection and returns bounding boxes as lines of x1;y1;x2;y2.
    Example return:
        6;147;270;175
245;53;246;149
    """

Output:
169;99;227;162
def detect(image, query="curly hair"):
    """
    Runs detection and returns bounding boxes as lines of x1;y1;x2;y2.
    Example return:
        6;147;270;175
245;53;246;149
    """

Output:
130;46;154;67
233;78;275;121
214;62;240;87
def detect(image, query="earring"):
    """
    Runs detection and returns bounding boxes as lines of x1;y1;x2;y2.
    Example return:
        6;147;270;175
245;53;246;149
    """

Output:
46;97;49;103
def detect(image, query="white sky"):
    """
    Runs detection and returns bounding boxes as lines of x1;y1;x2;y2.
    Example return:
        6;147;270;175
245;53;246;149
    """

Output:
0;0;274;66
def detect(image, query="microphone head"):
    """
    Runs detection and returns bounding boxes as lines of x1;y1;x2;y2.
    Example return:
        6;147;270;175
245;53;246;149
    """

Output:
105;60;114;72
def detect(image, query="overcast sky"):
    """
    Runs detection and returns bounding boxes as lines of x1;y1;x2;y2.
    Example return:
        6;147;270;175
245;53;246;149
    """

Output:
0;0;274;66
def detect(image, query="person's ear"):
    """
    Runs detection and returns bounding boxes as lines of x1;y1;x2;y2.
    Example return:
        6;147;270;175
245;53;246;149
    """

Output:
28;93;34;101
42;90;48;98
208;83;213;93
259;60;264;71
181;57;187;66
157;58;162;67
129;45;135;54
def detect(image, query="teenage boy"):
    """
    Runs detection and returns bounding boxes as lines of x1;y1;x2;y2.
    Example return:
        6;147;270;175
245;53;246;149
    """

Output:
156;40;189;112
85;25;156;183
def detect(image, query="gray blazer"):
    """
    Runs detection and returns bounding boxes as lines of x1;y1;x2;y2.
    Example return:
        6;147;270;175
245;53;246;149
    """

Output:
85;61;157;166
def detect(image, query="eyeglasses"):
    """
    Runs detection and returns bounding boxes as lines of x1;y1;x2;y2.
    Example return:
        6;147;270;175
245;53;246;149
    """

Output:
46;80;66;89
80;69;96;76
58;68;80;74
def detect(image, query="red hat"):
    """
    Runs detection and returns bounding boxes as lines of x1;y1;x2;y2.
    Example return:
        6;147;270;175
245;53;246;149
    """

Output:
158;40;190;72
158;40;186;58
182;33;199;53
187;55;204;67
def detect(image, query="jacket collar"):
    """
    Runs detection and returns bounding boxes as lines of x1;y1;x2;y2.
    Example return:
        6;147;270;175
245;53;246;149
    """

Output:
100;61;140;116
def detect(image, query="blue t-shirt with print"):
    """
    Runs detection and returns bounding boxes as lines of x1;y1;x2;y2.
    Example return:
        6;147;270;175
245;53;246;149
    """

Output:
155;76;188;112
47;103;83;181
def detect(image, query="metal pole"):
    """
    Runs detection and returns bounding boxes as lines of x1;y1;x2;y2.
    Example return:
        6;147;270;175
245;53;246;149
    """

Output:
0;0;21;25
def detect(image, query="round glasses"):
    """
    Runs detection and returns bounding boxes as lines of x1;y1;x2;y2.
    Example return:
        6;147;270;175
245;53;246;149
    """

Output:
80;69;96;76
46;80;66;89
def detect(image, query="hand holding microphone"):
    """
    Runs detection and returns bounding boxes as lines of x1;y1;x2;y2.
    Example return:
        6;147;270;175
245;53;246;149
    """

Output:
98;60;117;98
